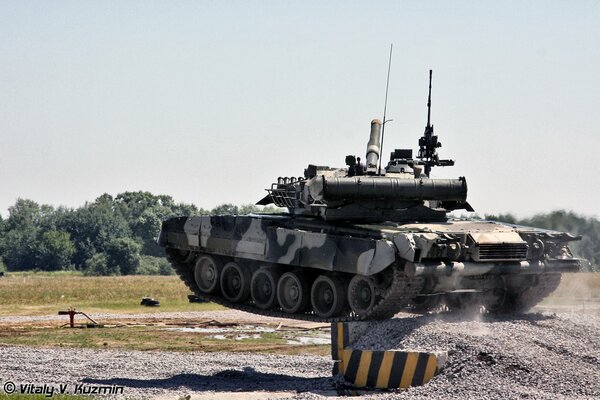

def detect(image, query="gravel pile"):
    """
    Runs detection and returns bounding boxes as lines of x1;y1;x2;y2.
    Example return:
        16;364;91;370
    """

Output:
352;312;600;399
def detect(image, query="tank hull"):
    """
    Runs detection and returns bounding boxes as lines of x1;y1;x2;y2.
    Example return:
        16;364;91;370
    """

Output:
158;214;582;321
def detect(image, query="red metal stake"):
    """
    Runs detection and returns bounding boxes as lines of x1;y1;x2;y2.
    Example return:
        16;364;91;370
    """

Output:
58;307;99;328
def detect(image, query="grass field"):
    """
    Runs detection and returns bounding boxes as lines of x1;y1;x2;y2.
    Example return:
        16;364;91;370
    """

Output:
0;272;329;356
1;271;597;316
0;272;222;316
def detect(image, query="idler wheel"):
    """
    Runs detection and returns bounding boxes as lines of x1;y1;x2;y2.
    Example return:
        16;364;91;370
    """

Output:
311;275;347;318
348;275;378;317
194;255;223;294
220;261;251;303
277;271;310;314
251;268;281;310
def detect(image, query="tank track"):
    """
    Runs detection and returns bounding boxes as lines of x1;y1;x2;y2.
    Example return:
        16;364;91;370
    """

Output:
168;255;424;323
512;273;562;312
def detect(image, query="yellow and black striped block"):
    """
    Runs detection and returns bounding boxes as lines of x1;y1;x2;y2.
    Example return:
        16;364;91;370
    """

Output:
331;322;349;363
330;322;446;389
341;348;440;389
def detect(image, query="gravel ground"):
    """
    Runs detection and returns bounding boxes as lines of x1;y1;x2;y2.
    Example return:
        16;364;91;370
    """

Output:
353;311;600;399
0;345;335;399
1;310;599;399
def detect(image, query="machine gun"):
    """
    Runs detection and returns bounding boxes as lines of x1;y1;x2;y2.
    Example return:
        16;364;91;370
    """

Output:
417;70;454;177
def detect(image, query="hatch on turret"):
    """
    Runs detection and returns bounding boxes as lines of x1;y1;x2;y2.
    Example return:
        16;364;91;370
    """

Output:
385;148;423;177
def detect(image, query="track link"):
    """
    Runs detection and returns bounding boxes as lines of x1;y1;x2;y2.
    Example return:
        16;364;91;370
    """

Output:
168;255;424;323
512;273;562;312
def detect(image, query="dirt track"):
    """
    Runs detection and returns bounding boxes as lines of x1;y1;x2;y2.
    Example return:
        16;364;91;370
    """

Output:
1;308;600;399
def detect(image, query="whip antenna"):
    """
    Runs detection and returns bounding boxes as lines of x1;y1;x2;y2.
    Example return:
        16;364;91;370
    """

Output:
378;43;393;175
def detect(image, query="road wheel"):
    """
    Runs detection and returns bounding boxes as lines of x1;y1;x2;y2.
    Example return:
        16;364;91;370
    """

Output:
277;271;310;314
220;261;251;303
194;255;222;294
251;268;281;310
348;274;378;317
311;275;347;318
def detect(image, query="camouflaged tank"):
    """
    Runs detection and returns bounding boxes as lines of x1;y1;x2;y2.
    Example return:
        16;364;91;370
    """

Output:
158;71;583;321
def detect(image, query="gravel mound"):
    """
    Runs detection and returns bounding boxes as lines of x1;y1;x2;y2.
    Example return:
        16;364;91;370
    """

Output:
351;312;600;399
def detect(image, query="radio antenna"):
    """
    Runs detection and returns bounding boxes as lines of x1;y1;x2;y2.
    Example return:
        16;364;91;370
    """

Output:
378;43;393;175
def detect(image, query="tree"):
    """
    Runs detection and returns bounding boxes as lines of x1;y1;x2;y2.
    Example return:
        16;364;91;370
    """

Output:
61;202;131;267
210;203;281;216
1;229;33;270
35;230;75;271
0;199;42;270
5;198;42;230
484;213;518;224
132;209;163;256
211;203;239;215
173;202;205;216
105;237;142;275
84;253;114;276
137;255;174;275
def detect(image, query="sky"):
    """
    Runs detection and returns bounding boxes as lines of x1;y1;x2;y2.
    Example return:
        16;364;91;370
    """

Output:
1;1;599;219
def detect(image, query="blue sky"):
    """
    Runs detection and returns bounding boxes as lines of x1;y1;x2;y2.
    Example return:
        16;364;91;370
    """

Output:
1;1;599;218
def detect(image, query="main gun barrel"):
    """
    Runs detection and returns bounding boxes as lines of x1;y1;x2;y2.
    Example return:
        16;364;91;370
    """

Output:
365;119;382;174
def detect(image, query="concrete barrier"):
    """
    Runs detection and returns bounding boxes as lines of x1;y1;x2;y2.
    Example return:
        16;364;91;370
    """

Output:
331;322;447;389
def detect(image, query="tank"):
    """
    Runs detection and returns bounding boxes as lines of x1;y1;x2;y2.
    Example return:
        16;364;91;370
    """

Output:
157;70;584;321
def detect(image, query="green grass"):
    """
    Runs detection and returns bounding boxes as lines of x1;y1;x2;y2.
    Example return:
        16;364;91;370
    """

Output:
0;273;222;316
0;272;330;356
1;271;597;316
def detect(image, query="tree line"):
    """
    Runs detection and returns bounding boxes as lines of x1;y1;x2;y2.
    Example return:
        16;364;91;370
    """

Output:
0;192;597;275
0;192;279;275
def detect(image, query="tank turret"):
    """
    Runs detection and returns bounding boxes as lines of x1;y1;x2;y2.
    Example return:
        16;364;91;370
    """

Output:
258;71;472;221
